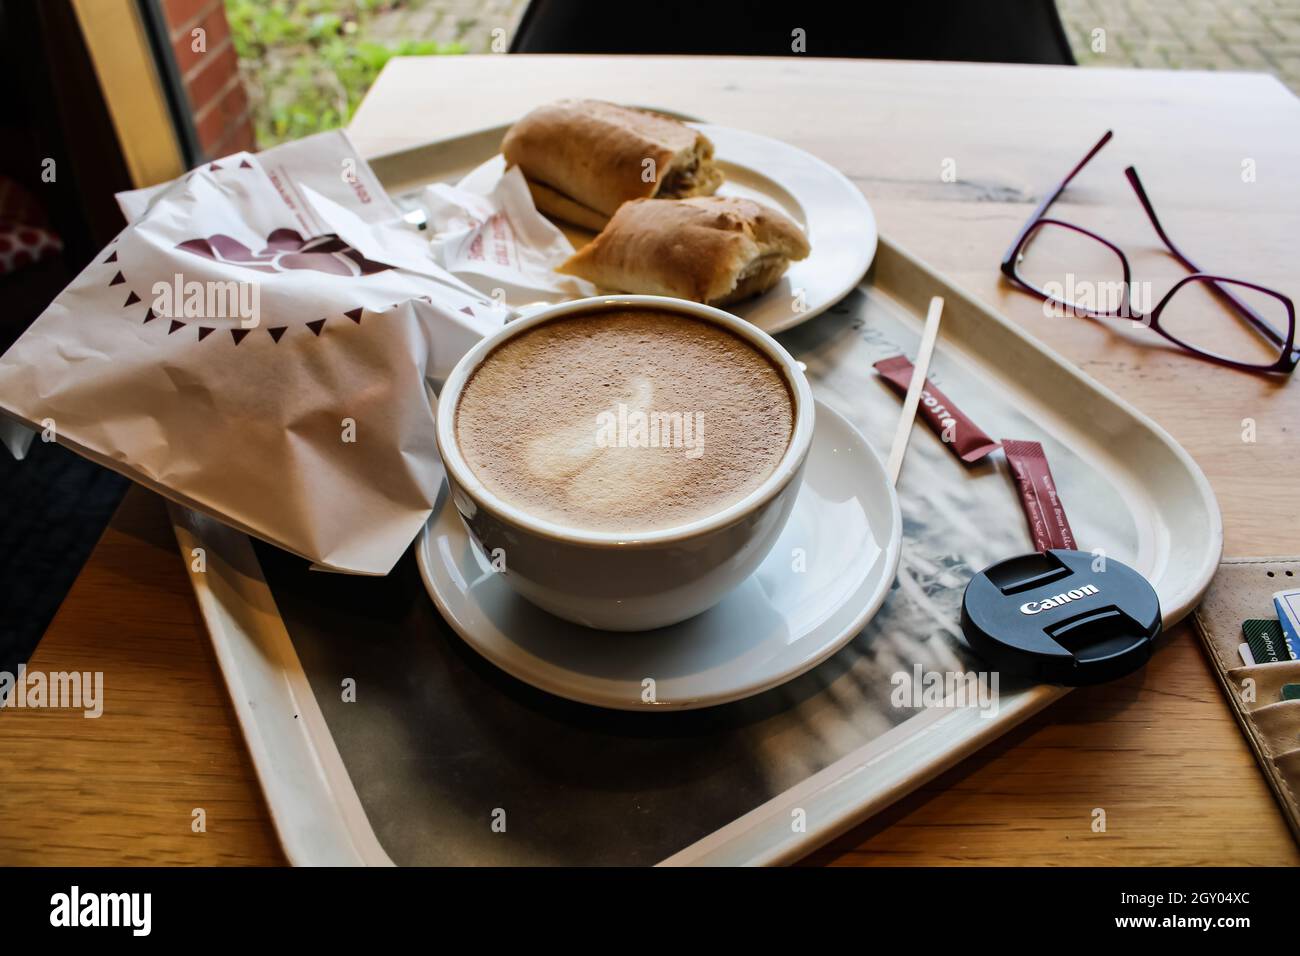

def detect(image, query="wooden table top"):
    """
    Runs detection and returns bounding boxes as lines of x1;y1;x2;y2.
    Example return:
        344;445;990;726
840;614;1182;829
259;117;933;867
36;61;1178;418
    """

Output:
2;55;1298;866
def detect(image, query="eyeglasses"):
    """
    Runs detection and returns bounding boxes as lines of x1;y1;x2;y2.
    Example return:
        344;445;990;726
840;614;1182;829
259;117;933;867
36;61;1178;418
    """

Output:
1001;130;1297;375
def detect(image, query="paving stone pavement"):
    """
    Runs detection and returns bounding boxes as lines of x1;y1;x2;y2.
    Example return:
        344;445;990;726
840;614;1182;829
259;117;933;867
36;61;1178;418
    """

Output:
1058;0;1300;94
366;0;525;51
366;1;1300;93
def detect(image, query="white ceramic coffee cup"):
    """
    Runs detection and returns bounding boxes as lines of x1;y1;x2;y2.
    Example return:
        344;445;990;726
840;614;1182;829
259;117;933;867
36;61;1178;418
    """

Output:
435;294;816;631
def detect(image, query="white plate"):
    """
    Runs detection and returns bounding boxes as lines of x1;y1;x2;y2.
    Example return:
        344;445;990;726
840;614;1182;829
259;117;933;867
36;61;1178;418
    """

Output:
415;400;902;711
458;123;877;334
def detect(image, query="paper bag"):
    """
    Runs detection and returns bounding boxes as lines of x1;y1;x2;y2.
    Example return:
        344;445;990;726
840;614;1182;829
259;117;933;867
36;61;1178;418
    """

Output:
0;131;506;574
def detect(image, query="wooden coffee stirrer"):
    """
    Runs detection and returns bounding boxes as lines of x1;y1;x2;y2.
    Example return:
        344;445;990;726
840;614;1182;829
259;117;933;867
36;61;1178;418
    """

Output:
885;296;945;486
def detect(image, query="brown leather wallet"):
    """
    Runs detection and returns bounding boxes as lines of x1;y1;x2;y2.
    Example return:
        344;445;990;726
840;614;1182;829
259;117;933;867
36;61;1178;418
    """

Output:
1192;558;1300;845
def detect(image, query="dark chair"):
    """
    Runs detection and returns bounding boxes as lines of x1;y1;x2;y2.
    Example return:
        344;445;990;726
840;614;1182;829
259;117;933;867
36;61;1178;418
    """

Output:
510;0;1075;65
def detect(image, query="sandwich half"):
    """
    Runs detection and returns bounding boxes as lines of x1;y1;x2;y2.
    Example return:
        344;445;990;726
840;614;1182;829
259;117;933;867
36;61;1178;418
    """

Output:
501;99;723;231
557;196;811;306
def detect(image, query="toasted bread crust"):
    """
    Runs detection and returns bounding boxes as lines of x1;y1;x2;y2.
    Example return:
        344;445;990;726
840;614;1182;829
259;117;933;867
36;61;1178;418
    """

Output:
525;179;611;232
502;100;720;227
558;196;811;305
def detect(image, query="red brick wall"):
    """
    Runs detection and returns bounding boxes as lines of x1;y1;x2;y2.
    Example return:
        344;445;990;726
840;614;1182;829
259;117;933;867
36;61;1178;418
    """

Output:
159;0;256;159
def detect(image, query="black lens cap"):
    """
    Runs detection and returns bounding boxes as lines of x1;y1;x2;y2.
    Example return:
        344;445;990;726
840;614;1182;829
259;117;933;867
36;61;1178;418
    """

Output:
961;549;1161;686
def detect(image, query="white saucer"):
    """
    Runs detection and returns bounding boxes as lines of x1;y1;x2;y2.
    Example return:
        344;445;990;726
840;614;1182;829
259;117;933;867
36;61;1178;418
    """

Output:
458;123;877;335
415;400;902;711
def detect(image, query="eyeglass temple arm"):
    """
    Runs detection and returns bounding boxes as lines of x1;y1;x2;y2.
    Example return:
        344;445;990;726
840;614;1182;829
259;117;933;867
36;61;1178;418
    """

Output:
1001;130;1116;271
1124;166;1287;349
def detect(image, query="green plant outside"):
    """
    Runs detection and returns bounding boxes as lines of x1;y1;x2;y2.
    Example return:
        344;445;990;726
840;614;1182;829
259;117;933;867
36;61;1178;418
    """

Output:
225;0;466;146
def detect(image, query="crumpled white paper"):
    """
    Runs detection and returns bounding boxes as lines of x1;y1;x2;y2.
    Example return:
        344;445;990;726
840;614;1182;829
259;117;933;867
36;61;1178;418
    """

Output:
418;164;597;304
0;130;516;575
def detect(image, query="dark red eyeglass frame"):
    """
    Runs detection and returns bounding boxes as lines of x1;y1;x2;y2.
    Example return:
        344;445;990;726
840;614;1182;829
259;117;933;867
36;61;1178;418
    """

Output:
1000;130;1297;375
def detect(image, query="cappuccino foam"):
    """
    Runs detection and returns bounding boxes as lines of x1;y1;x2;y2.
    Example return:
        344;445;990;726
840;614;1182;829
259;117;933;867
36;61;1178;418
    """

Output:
454;308;794;533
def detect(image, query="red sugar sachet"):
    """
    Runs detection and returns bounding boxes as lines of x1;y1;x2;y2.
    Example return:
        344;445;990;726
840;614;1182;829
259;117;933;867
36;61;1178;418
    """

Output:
1002;438;1076;552
874;355;999;464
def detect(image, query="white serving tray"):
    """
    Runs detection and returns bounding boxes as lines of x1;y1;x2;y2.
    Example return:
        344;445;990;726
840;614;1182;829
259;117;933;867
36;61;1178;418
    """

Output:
168;124;1221;866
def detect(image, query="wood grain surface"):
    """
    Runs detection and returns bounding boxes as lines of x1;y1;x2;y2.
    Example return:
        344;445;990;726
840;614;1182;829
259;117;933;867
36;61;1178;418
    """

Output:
2;55;1297;866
